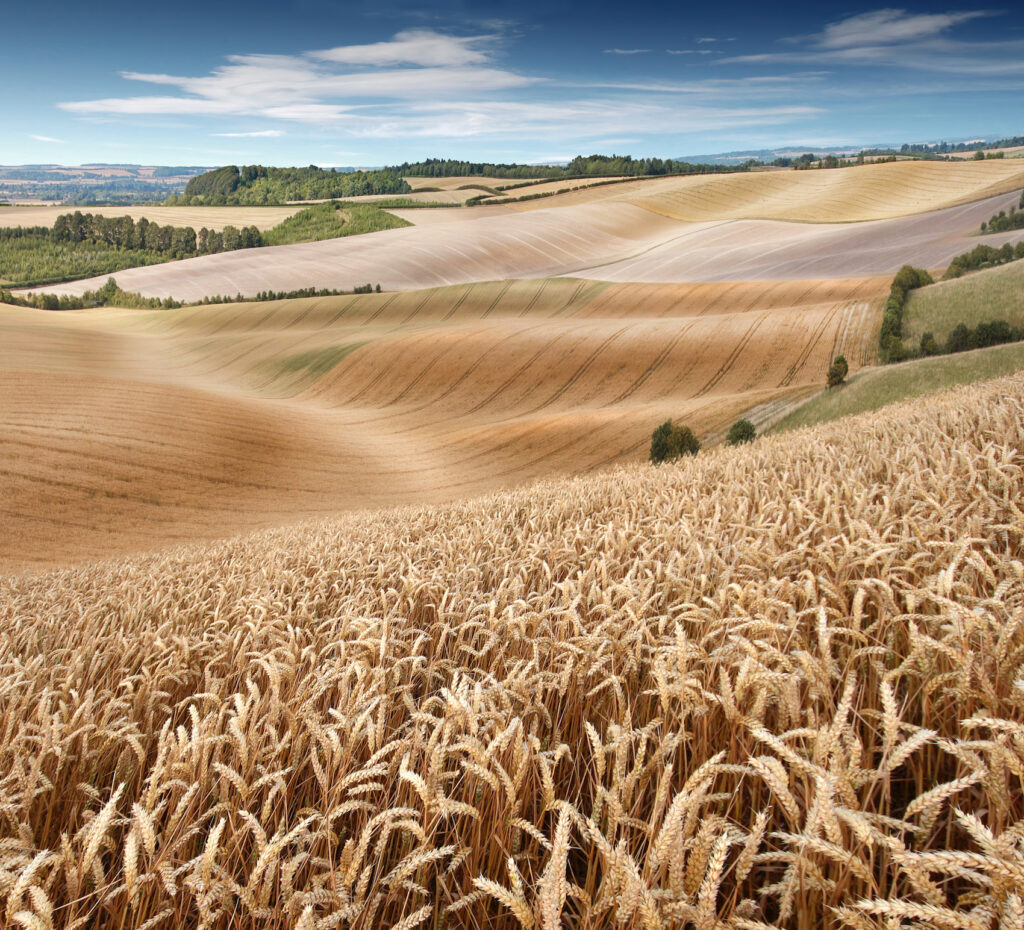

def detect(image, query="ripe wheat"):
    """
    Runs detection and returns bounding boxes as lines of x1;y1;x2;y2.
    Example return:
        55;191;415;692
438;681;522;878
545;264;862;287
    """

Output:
1;374;1024;929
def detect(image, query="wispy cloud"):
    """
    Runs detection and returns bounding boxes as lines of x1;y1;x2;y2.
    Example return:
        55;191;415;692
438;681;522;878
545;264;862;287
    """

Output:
603;48;650;55
211;129;286;137
61;28;535;121
696;37;718;44
667;49;717;56
813;9;991;48
30;134;64;143
721;7;1019;73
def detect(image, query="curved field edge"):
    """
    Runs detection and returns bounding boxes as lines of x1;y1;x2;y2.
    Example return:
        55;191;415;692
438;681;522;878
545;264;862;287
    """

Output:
1;373;1023;929
771;340;1024;433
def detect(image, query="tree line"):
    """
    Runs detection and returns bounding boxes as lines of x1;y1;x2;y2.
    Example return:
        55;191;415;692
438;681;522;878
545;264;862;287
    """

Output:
1;277;384;312
51;211;263;255
980;192;1024;235
170;165;411;205
393;154;758;180
0;212;264;288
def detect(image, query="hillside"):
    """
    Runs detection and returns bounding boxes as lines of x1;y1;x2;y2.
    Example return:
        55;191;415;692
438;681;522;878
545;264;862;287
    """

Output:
0;275;882;571
902;256;1024;347
27;185;1024;301
1;373;1022;929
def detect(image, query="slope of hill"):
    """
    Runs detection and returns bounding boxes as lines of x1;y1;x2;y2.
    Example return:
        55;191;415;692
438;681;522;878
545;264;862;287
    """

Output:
1;373;1022;930
26;188;1024;301
902;256;1024;347
0;275;882;571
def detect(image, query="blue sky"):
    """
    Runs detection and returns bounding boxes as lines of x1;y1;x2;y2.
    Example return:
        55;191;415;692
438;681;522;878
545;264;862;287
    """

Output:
3;1;1024;166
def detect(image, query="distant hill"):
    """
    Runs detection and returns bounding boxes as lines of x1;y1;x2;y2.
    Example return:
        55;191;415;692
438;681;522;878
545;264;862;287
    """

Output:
0;164;211;205
678;134;1024;166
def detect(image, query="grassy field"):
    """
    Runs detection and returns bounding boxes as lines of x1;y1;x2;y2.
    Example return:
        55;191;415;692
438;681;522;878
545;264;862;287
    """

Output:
1;373;1022;930
772;339;1024;431
261;202;410;246
0;275;881;571
902;257;1024;347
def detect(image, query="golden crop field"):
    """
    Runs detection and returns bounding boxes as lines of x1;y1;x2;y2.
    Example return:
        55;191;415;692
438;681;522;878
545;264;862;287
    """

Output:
506;159;1024;223
0;275;883;571
1;372;1022;930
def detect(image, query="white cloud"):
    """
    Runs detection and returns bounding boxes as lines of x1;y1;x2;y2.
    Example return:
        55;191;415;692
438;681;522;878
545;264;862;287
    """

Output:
815;8;990;48
56;28;825;144
30;134;65;143
310;28;495;67
211;129;286;137
603;48;650;55
696;37;718;44
667;49;716;56
61;30;535;122
721;7;1018;74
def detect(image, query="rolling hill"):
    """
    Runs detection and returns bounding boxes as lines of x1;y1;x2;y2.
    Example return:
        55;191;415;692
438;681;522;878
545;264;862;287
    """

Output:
8;161;1023;302
0;275;882;571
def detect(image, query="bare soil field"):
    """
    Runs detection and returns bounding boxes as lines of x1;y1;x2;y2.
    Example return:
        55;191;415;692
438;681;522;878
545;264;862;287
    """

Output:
1;372;1022;929
0;274;881;571
30;188;1024;300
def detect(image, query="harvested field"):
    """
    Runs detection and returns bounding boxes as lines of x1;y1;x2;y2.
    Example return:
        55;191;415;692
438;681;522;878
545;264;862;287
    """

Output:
498;158;1024;221
575;191;1024;282
0;204;304;232
2;372;1024;930
29;203;684;300
0;275;882;571
30;190;1024;300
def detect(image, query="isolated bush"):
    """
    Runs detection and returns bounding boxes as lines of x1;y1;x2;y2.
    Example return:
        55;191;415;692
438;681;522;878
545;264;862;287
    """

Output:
726;418;756;445
649;420;700;463
920;332;940;356
827;354;849;388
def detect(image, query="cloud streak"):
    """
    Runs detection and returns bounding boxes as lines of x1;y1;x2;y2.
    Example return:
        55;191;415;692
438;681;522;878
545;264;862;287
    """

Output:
721;8;1020;73
211;129;286;137
30;134;64;143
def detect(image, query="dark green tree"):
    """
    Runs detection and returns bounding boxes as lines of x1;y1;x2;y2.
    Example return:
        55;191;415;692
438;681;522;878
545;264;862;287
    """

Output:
827;354;849;388
726;419;756;445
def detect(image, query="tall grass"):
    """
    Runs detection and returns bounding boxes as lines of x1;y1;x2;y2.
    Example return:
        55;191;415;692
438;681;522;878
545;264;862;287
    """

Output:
2;374;1024;929
903;258;1024;347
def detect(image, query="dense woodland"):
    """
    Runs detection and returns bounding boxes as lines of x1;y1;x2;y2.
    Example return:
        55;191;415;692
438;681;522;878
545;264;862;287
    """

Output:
170;165;411;205
0;212;262;287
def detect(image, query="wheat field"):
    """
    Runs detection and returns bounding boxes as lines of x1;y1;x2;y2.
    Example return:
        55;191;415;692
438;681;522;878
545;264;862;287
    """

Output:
0;276;881;571
504;159;1024;222
1;372;1022;930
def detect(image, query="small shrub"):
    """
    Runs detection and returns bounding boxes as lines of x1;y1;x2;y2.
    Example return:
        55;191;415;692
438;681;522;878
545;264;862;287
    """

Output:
726;419;756;445
827;354;849;388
